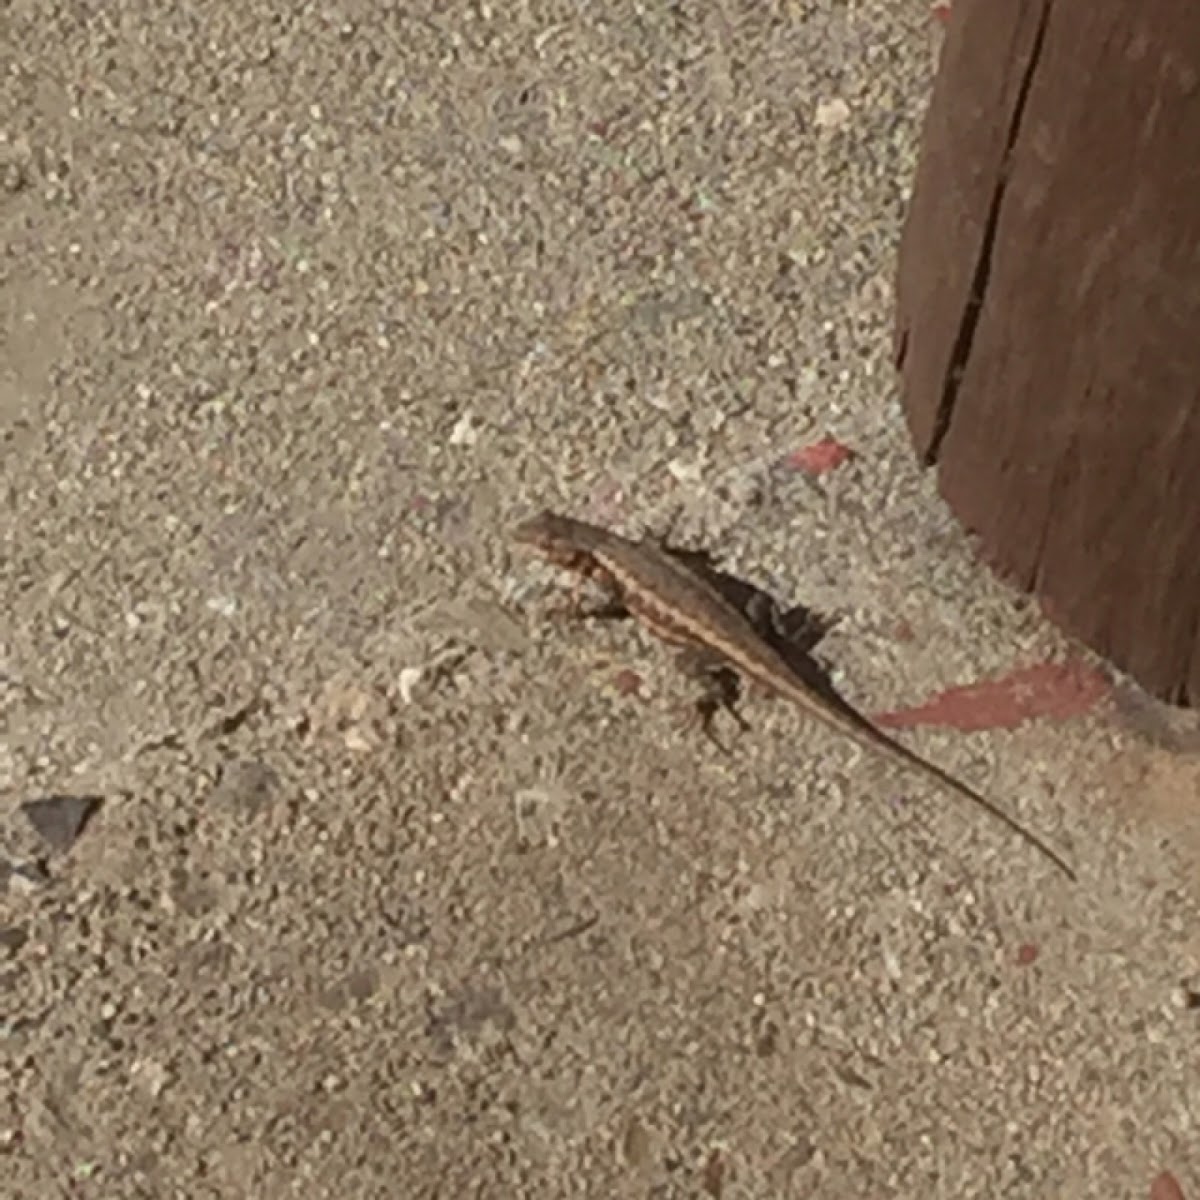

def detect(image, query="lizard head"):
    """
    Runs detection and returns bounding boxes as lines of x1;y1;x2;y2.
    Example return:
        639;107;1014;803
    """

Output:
510;509;607;570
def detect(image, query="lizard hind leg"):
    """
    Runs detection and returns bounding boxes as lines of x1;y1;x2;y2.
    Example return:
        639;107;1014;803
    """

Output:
675;647;752;751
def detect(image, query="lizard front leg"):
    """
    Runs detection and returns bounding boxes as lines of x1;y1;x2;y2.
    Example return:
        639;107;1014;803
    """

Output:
548;570;629;623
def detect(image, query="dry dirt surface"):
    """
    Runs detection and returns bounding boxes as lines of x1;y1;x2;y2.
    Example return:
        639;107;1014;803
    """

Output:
2;3;1198;1198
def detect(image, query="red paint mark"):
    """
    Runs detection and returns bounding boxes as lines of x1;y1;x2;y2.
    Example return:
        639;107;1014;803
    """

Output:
611;668;644;697
784;436;855;476
930;2;952;23
701;1148;726;1199
1015;943;1039;967
874;660;1111;732
1151;1171;1188;1200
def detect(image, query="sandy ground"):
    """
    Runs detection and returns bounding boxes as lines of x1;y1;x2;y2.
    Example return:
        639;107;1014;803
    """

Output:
2;3;1198;1197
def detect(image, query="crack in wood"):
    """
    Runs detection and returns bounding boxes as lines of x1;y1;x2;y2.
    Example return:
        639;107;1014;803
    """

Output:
926;0;1054;466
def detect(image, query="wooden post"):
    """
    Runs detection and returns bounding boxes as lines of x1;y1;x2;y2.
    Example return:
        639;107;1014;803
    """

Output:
895;0;1200;704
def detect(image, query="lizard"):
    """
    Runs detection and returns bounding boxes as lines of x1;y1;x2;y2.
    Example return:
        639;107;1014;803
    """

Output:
512;509;1076;881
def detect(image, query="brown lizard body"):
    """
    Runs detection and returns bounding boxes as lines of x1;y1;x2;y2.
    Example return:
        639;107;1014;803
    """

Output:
513;509;1075;881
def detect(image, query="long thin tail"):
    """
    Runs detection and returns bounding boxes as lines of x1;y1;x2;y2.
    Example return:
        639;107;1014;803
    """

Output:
870;726;1076;881
778;674;1076;880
